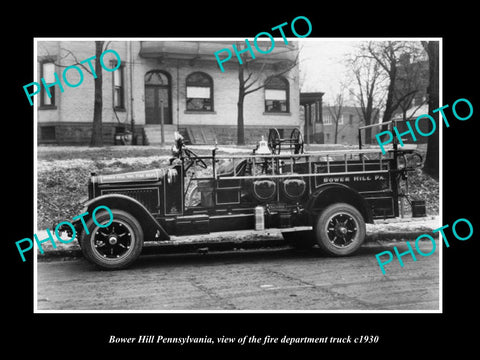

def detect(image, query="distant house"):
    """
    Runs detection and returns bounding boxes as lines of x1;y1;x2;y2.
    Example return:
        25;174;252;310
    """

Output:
317;106;380;145
36;40;300;145
391;103;430;144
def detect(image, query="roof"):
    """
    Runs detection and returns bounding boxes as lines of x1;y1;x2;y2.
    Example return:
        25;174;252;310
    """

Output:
300;92;324;105
392;104;429;120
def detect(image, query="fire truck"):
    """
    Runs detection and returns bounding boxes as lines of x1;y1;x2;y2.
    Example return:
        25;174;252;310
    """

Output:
69;127;424;269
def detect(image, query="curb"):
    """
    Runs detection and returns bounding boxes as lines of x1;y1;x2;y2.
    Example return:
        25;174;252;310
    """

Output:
36;229;438;261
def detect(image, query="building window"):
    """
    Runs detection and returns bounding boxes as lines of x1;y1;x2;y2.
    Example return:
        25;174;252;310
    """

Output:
323;113;332;125
265;76;289;113
40;62;56;108
145;70;170;86
338;114;344;125
186;72;213;111
113;64;125;110
349;114;354;125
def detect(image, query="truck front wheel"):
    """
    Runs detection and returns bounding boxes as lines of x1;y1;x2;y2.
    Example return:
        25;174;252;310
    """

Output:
80;209;144;270
314;203;366;256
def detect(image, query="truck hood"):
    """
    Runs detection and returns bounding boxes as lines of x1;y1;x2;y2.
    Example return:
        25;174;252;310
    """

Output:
95;169;167;184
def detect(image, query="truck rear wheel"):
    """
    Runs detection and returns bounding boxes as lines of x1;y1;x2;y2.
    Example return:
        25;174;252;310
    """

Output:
80;209;144;270
314;203;366;256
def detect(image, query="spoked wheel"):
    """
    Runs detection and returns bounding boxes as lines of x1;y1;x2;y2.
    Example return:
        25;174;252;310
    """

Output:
80;209;144;270
268;128;281;154
290;128;304;154
314;203;366;256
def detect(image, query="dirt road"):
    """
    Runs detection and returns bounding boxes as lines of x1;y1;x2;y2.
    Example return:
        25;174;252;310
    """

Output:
36;240;440;311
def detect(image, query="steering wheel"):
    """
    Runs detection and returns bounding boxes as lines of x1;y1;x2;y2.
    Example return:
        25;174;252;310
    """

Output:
183;148;208;170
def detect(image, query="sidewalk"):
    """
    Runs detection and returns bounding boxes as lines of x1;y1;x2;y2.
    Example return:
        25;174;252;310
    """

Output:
35;215;440;260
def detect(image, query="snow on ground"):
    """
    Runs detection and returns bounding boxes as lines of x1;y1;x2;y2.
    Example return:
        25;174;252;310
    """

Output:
36;156;170;172
367;216;440;233
36;146;252;172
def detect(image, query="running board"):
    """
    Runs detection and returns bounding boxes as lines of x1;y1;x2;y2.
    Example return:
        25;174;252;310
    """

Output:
166;226;313;243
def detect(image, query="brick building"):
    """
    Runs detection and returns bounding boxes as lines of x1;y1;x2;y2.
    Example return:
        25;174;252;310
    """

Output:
390;56;430;144
321;106;380;145
36;40;300;145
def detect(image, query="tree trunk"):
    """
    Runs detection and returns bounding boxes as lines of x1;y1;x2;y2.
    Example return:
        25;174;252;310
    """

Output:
334;121;339;144
423;41;439;180
90;41;104;147
237;96;245;145
382;63;397;124
364;99;373;144
237;63;245;145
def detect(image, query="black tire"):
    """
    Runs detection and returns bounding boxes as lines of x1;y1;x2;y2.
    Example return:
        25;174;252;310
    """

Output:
314;203;366;256
282;230;315;249
80;209;144;270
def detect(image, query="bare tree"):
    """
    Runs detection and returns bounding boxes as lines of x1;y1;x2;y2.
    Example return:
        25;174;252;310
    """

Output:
421;41;440;180
395;52;428;121
361;41;426;124
234;41;299;145
90;41;105;147
347;54;385;144
326;93;345;144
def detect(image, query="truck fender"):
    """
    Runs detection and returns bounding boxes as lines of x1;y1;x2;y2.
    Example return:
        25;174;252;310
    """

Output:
75;194;170;241
305;183;373;224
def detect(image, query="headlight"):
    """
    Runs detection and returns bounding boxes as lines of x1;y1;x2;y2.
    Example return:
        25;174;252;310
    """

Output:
167;168;178;184
397;155;406;170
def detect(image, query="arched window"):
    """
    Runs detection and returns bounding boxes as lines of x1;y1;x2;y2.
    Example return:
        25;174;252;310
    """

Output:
186;72;213;111
145;70;170;86
264;76;289;113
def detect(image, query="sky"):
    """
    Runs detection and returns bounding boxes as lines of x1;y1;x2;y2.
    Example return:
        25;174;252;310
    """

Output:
298;39;360;104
